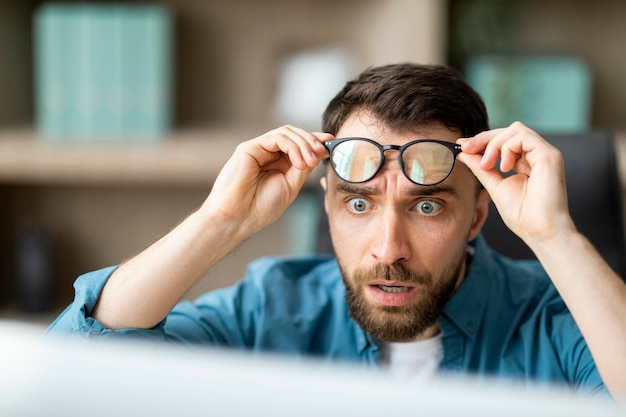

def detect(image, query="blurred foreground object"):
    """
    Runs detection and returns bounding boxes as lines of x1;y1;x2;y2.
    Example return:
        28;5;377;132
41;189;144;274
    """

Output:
34;3;173;142
1;321;623;416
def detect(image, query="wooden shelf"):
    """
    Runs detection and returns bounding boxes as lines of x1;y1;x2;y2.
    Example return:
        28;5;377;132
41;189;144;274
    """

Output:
0;127;263;187
3;128;626;189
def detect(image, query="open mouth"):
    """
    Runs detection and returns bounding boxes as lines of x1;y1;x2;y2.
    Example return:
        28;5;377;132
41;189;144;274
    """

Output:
367;283;418;306
376;284;410;293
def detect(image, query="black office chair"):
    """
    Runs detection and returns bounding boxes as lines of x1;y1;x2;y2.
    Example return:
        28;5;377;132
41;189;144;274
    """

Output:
315;130;626;280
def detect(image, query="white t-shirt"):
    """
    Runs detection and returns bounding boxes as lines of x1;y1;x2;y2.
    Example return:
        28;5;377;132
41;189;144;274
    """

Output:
379;333;444;379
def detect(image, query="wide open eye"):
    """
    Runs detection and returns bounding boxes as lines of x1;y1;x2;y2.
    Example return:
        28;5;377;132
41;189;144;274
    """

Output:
347;197;371;213
416;200;442;216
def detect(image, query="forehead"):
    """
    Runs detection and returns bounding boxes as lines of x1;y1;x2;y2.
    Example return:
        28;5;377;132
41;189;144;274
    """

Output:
330;110;477;193
336;110;459;144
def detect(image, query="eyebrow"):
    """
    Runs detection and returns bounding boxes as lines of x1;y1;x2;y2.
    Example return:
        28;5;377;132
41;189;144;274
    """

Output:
334;182;379;196
333;181;460;198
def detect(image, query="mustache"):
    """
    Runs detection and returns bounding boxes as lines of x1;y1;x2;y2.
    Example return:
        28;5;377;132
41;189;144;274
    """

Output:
352;262;432;286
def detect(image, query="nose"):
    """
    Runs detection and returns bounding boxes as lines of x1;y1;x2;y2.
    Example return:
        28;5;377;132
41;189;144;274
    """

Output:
370;208;411;266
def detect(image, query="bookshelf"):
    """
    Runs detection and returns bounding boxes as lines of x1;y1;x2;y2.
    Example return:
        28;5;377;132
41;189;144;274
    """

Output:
3;0;626;322
0;0;447;320
0;128;244;187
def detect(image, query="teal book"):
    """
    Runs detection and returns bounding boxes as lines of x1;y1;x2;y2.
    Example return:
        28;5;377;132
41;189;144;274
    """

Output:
61;6;85;139
516;58;591;133
83;5;122;138
466;55;592;134
120;5;172;140
34;4;69;140
34;4;173;142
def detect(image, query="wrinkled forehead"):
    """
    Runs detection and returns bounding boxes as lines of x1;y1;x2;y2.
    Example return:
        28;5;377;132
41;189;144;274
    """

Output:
335;110;460;145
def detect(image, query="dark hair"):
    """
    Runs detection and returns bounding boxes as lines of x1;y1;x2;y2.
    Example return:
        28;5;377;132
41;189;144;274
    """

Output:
322;63;488;137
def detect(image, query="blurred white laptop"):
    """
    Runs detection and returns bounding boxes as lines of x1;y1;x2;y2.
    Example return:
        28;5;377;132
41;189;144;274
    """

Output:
0;320;623;417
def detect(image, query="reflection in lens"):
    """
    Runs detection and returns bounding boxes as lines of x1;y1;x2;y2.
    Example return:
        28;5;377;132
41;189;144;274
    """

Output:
402;142;454;185
332;140;382;182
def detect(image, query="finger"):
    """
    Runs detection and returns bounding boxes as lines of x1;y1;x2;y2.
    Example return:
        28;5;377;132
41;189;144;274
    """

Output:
498;132;525;172
274;125;317;164
266;126;330;168
284;125;332;159
480;127;524;171
251;130;311;170
457;129;504;171
457;128;505;154
284;159;317;194
460;123;532;172
497;123;557;173
235;134;300;170
457;152;505;194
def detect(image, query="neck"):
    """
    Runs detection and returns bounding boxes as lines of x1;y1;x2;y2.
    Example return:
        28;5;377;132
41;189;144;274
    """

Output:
408;323;442;342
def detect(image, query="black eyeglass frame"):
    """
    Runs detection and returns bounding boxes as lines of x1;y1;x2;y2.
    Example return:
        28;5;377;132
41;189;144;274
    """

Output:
324;137;463;186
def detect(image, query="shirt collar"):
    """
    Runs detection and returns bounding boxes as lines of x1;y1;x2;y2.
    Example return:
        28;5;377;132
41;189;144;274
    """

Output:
442;234;495;340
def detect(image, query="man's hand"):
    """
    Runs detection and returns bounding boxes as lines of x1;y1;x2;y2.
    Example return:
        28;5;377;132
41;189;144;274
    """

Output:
201;125;331;235
459;121;626;400
94;125;331;330
457;121;576;248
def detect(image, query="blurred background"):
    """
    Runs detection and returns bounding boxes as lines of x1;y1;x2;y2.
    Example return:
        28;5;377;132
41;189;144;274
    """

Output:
1;0;625;324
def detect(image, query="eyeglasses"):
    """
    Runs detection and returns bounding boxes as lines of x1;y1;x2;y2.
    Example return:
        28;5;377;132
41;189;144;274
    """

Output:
325;137;462;186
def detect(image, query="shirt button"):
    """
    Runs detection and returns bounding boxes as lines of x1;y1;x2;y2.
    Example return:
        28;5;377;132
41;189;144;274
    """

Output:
466;321;475;333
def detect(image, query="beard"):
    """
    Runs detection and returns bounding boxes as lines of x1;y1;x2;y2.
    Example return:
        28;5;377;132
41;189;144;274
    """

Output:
339;251;466;343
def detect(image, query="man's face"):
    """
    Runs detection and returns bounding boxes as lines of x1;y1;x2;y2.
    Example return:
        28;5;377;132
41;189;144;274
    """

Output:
321;111;489;343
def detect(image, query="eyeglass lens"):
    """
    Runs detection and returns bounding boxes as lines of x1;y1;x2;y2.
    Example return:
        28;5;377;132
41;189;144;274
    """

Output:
330;140;456;185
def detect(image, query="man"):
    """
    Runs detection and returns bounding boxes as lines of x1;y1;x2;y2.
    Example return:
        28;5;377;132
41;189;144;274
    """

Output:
47;63;626;400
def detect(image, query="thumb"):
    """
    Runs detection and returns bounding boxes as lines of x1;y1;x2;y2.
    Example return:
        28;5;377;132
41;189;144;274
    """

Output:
284;164;316;197
457;152;503;195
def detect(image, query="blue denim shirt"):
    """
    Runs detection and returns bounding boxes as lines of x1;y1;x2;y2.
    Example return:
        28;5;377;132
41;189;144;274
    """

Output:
46;235;606;395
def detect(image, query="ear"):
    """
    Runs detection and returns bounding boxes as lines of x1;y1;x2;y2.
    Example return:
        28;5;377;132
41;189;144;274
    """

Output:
468;188;491;241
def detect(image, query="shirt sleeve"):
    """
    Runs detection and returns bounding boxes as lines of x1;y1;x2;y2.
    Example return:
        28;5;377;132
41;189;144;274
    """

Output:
548;304;609;398
45;266;168;342
44;256;337;350
44;264;262;347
